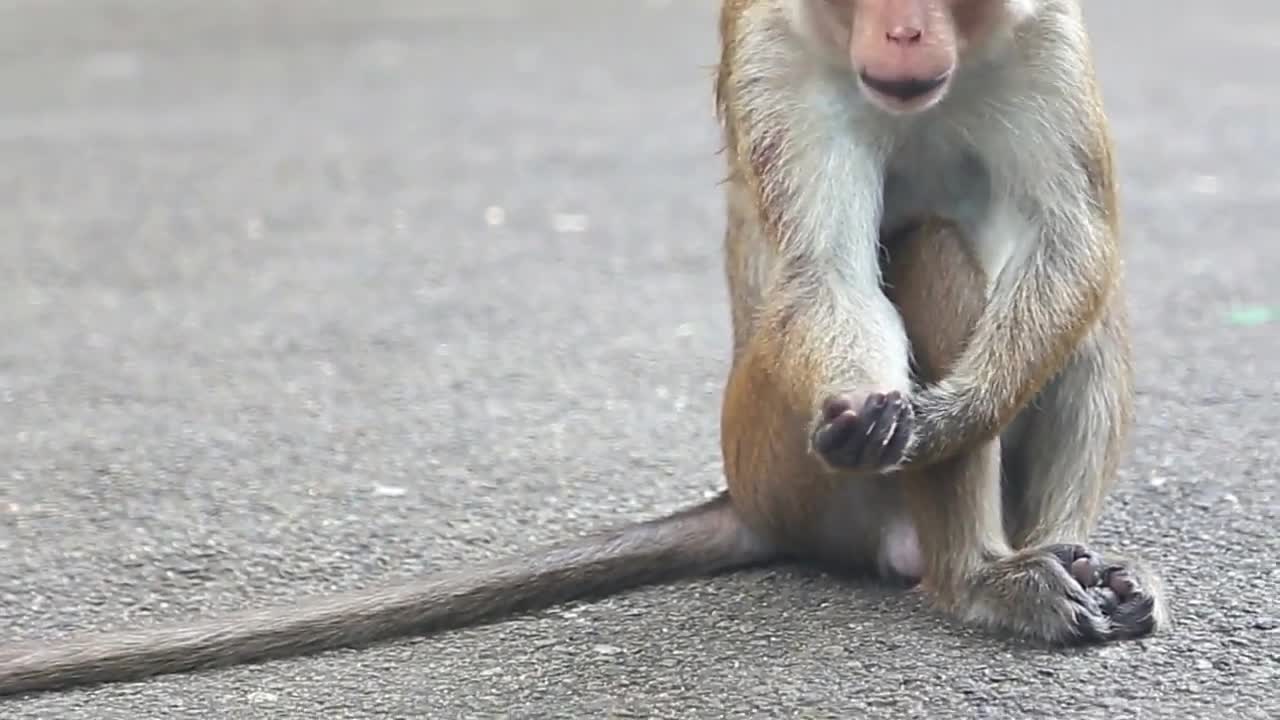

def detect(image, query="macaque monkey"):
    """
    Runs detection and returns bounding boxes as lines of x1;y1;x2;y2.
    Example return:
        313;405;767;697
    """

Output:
0;0;1165;697
715;0;1166;643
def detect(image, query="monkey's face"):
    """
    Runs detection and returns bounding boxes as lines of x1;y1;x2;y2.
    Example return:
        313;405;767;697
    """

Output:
811;0;1033;115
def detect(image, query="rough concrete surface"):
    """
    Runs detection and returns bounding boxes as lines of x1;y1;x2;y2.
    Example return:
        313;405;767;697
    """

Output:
0;1;1277;718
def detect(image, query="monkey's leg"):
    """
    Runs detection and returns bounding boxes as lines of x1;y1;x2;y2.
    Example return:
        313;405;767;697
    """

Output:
903;445;1134;645
718;190;915;573
885;221;1167;640
886;220;1153;645
721;339;919;577
999;302;1168;640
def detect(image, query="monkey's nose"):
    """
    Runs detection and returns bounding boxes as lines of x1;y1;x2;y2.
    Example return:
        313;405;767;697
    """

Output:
885;26;924;44
859;71;948;102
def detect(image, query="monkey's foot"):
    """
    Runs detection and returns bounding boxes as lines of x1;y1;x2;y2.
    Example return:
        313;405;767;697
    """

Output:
961;545;1164;646
1044;543;1165;642
812;391;912;472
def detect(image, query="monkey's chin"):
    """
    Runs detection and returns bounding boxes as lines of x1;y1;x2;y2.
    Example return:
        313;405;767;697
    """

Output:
859;83;950;117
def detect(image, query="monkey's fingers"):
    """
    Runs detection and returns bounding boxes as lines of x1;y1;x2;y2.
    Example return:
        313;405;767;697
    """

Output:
859;394;896;466
860;392;913;467
821;394;856;422
881;395;914;466
814;392;914;471
813;408;871;467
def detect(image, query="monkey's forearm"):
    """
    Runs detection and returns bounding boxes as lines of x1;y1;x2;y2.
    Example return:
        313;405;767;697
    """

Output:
720;98;913;415
753;277;913;415
909;214;1118;465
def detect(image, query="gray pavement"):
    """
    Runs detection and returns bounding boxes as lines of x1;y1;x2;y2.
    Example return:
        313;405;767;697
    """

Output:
1;1;1277;718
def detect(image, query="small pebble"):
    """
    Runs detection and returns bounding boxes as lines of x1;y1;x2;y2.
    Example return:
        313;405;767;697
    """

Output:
248;690;279;704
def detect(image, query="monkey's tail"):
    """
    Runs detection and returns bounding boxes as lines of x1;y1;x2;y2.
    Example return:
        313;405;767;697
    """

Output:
0;490;774;696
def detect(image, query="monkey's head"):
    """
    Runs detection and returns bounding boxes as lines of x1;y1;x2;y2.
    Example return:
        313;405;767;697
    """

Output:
807;0;1035;115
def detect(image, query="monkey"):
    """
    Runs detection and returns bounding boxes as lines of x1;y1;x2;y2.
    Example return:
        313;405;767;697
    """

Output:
714;0;1165;642
0;0;1166;697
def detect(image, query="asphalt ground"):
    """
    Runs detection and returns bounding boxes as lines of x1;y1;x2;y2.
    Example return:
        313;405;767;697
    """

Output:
0;1;1277;718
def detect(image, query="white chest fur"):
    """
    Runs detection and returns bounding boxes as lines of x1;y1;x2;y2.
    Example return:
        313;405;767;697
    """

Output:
879;125;1028;291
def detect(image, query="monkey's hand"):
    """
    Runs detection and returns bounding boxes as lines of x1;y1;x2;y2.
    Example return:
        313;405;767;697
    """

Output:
811;391;914;473
958;544;1166;645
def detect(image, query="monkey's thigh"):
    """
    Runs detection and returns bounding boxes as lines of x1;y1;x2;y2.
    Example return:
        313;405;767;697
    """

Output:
998;298;1134;549
720;392;910;578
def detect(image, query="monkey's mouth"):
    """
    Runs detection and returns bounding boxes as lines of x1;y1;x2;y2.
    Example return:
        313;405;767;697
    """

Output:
858;71;950;109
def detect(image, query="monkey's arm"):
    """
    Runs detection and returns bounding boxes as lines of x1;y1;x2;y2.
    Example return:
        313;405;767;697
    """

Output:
906;128;1120;467
718;81;922;459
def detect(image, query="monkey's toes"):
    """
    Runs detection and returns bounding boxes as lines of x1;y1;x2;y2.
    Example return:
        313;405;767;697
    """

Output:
1040;544;1161;642
971;549;1110;645
1043;544;1104;588
1091;565;1157;640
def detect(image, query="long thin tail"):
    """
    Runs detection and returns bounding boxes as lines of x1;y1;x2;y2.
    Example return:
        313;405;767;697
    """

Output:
0;491;773;696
